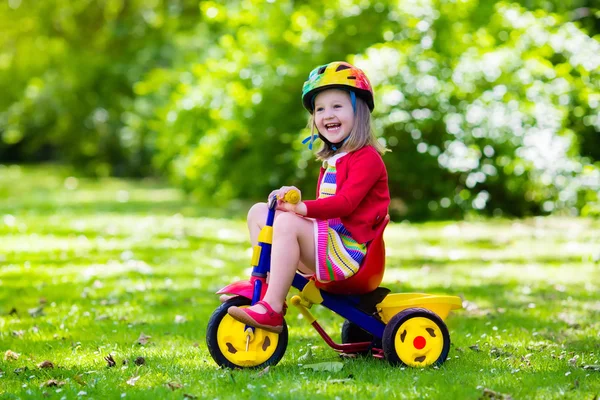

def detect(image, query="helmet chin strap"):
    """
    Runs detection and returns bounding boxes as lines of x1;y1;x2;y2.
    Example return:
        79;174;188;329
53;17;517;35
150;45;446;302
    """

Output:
318;133;349;151
303;91;356;151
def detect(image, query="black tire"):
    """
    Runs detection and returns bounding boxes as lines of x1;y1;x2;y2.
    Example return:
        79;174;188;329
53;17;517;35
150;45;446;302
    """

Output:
382;307;450;367
206;297;288;369
341;320;376;355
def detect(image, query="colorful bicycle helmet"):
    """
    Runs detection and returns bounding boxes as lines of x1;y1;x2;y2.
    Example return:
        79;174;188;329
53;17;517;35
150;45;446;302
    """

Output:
302;61;374;113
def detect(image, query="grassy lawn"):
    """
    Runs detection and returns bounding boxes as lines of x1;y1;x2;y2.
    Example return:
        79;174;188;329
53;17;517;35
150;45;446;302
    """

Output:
1;164;599;400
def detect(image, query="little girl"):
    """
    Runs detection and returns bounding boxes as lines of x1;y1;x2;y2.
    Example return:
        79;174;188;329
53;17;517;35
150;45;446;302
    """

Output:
228;61;390;333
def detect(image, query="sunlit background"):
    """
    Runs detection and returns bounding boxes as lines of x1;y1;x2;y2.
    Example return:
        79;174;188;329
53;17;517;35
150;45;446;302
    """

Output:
1;0;598;220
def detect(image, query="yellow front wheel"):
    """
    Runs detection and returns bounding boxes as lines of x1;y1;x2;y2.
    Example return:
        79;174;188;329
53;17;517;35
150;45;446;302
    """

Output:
206;297;288;369
382;308;450;367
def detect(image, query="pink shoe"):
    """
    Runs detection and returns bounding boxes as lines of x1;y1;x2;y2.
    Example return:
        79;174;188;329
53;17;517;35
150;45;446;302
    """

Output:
220;295;287;313
227;300;284;334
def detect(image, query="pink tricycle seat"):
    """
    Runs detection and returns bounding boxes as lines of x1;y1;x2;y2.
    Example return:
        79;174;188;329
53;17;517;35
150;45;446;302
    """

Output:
315;215;390;295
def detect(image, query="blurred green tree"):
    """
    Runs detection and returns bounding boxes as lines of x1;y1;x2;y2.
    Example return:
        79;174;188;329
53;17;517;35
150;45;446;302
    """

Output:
1;0;598;219
0;0;201;175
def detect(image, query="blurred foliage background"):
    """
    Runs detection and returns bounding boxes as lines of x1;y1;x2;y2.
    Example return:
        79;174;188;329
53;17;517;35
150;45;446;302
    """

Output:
1;0;599;220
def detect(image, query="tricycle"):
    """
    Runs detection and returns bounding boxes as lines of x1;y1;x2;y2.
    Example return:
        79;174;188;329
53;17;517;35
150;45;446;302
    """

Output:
206;191;462;369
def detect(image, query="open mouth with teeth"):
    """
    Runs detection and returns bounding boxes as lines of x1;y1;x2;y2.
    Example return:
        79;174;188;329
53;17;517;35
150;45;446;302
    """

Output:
325;123;342;132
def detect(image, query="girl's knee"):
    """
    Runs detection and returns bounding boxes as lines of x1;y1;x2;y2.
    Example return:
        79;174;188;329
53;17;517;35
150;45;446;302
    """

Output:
247;202;268;222
273;212;301;235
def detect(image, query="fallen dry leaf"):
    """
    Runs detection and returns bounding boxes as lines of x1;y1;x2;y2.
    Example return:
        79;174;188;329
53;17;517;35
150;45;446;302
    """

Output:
328;378;353;384
255;366;270;378
480;388;513;400
302;362;344;372
134;356;145;366
44;379;65;387
12;330;24;338
73;375;87;386
582;364;600;371
28;306;45;318
4;350;19;361
568;355;579;366
104;354;116;367
174;315;187;324
469;344;481;352
126;375;140;386
137;333;151;345
167;382;183;391
183;394;197;399
37;361;54;369
297;347;313;363
14;366;29;375
490;347;513;358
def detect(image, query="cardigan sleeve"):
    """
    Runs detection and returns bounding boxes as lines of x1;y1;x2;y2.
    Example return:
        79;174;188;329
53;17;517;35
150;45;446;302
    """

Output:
304;148;384;219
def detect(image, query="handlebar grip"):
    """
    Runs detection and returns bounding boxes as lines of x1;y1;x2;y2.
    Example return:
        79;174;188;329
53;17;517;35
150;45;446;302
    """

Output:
283;190;300;204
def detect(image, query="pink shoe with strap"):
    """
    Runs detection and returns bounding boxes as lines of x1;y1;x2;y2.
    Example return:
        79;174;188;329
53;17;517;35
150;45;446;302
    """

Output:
227;300;284;334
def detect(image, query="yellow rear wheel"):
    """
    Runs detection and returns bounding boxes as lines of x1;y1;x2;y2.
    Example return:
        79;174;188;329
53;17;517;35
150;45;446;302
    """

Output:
382;308;450;367
206;297;288;369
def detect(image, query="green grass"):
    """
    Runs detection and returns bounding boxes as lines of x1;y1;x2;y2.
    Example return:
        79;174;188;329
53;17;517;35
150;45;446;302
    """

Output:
1;164;599;400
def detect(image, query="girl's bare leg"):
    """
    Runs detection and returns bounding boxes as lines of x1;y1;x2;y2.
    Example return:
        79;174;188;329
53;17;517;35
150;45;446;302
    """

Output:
245;211;316;314
247;202;313;273
247;202;280;246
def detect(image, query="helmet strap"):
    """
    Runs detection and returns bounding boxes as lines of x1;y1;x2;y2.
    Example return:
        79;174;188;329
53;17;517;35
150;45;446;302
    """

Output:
302;134;319;150
318;133;349;152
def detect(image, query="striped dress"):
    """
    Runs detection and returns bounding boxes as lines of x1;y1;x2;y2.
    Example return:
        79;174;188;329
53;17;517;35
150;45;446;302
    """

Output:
314;152;367;282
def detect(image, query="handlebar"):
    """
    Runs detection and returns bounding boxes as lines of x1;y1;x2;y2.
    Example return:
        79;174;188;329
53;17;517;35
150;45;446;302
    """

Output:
268;189;300;210
281;189;300;204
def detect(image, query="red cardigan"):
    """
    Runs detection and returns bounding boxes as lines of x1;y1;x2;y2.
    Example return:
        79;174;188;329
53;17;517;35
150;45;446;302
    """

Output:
304;146;390;244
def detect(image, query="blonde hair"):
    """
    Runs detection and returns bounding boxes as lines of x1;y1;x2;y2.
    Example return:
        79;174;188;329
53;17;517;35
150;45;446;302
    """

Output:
308;94;388;161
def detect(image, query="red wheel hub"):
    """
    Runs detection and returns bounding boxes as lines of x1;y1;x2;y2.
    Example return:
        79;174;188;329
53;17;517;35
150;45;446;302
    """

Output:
413;336;426;350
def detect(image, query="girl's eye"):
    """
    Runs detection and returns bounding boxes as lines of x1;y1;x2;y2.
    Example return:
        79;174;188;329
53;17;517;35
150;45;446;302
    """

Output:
334;104;342;109
315;107;324;112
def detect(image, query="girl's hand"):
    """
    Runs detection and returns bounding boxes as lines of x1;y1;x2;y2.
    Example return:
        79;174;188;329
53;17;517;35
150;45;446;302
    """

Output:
278;186;301;203
274;186;307;215
276;186;301;204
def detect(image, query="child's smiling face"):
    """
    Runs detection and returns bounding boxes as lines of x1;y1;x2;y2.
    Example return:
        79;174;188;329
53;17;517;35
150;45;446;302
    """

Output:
314;89;355;144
